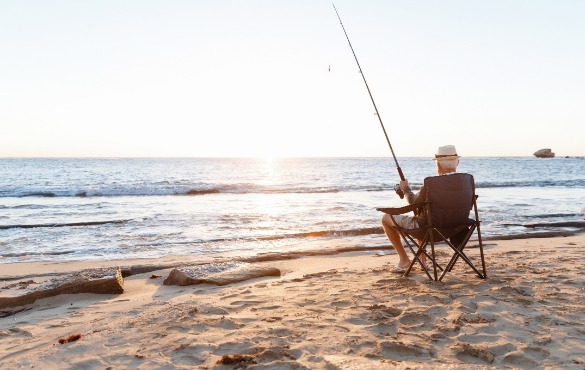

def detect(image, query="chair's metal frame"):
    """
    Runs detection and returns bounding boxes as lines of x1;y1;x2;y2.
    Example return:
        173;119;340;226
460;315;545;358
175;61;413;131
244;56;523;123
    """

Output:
378;174;487;282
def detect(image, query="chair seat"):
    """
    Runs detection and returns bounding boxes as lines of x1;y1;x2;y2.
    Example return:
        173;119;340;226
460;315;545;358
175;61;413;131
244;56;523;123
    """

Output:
400;221;474;241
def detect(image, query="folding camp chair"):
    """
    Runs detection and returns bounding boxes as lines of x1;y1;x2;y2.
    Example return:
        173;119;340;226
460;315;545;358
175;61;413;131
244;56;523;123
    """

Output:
377;173;487;282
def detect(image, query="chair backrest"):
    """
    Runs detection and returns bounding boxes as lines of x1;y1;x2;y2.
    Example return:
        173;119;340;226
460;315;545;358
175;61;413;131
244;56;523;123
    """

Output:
423;173;475;228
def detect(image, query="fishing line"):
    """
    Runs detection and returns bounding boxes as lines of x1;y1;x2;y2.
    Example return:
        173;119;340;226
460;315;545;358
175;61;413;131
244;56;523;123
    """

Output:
332;3;405;183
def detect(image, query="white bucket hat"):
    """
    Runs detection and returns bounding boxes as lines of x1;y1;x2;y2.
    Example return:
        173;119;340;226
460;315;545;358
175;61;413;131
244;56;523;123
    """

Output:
433;145;461;160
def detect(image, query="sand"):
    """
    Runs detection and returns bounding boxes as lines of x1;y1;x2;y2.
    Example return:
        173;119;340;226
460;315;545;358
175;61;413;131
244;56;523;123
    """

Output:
1;234;585;369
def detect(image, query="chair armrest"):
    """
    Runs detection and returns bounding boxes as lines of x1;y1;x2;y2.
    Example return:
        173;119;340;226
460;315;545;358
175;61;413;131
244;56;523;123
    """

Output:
376;202;428;216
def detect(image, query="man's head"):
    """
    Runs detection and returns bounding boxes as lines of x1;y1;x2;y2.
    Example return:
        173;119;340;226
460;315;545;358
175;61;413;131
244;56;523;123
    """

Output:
434;145;460;175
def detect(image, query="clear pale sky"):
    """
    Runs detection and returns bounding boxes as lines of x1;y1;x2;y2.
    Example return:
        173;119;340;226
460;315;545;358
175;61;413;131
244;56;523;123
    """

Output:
1;1;583;158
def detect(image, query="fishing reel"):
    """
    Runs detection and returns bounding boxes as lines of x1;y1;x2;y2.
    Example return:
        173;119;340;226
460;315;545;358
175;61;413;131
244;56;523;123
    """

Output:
394;184;404;199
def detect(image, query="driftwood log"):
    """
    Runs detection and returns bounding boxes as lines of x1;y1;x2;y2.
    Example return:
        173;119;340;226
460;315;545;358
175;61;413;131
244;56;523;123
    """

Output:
0;269;124;310
164;266;281;286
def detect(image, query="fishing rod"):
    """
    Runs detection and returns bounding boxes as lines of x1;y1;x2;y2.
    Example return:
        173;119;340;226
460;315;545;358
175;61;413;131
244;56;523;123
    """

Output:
332;4;406;188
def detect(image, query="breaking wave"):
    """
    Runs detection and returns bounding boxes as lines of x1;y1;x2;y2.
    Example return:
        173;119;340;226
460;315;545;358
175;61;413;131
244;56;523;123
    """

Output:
2;178;583;198
0;219;130;230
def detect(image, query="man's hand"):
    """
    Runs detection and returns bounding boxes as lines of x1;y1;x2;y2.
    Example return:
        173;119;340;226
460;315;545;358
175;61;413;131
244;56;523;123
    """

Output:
399;179;409;192
393;184;404;198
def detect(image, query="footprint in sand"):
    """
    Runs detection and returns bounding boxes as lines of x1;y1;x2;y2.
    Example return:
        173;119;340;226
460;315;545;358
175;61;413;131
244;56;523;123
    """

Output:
503;353;538;367
455;300;479;313
256;305;282;311
216;318;242;330
198;305;229;315
367;304;402;317
521;346;551;361
229;300;263;307
344;317;372;326
378;340;432;360
368;323;398;336
455;313;496;325
412;294;452;305
503;346;551;367
262;316;283;322
221;292;242;299
454;342;495;364
399;312;431;327
331;299;353;308
170;343;218;366
455;333;501;345
267;327;295;337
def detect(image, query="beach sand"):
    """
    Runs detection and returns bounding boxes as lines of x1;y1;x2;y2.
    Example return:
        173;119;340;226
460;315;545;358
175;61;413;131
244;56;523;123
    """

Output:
1;234;585;369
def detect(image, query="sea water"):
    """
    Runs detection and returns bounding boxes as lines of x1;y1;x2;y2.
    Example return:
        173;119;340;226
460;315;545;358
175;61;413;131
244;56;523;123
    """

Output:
1;157;584;264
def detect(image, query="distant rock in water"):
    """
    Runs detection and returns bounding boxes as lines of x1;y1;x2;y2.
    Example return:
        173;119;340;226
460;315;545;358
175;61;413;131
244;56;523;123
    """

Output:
533;148;555;158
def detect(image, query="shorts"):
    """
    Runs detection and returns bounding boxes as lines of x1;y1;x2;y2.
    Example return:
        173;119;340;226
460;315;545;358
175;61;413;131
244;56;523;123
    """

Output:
383;214;420;229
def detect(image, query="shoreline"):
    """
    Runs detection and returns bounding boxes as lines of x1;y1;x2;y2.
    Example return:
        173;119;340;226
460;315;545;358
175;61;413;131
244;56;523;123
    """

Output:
1;233;585;368
1;227;583;274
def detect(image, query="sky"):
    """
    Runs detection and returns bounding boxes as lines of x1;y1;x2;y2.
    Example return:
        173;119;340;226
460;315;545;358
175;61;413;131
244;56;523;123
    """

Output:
1;0;584;158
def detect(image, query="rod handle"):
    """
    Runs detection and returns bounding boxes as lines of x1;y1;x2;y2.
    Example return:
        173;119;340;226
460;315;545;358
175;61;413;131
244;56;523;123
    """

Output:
397;166;405;181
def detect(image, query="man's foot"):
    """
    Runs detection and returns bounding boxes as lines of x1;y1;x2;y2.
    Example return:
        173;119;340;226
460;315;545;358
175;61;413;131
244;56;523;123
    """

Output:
391;263;411;273
391;265;406;273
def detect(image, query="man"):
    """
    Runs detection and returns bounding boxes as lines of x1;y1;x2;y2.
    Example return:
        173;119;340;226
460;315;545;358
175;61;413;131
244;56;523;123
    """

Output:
381;145;461;272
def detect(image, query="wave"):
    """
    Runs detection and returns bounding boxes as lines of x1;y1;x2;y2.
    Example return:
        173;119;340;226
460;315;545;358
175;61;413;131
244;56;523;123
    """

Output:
223;222;585;245
476;179;585;189
1;178;583;199
253;227;383;241
0;250;76;258
0;219;130;230
483;230;581;240
523;221;585;229
128;223;569;250
2;184;344;198
199;227;386;245
186;189;221;195
531;213;582;219
19;191;56;197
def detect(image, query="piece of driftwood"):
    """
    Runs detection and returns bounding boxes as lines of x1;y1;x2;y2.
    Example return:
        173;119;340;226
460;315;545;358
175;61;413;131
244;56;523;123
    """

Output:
0;269;124;309
164;266;281;286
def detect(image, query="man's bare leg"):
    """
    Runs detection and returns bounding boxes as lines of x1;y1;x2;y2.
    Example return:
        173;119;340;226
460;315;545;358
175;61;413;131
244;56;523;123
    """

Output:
382;215;428;269
381;215;411;269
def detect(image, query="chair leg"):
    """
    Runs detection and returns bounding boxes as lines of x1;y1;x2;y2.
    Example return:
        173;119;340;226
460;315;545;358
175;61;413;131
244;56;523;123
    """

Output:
473;200;487;279
395;229;445;281
476;223;487;279
403;236;433;281
439;244;486;282
438;225;487;281
408;236;439;281
445;228;474;272
401;233;436;281
409;242;445;280
429;238;439;281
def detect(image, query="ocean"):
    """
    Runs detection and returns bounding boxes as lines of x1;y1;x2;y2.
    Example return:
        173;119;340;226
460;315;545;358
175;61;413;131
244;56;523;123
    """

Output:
1;157;584;264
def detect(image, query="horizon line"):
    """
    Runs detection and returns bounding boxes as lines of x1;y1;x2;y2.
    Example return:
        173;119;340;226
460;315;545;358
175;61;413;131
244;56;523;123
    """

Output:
1;155;581;160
